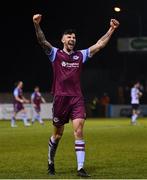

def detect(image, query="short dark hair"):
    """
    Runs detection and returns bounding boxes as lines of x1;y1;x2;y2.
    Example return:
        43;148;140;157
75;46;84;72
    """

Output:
34;86;39;89
15;80;23;87
62;29;76;36
134;80;140;85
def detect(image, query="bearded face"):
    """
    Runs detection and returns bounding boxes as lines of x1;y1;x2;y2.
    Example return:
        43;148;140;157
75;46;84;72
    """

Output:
61;33;76;52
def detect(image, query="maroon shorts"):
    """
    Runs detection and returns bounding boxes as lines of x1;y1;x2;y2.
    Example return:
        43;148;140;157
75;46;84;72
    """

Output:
34;105;41;113
52;96;86;127
14;102;24;113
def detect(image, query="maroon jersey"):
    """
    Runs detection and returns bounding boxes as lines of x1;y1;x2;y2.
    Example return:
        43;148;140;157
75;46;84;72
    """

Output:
13;87;23;103
47;47;90;96
13;87;24;112
31;92;42;112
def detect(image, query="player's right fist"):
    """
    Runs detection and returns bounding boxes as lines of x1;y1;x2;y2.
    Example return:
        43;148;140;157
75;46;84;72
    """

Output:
33;14;42;24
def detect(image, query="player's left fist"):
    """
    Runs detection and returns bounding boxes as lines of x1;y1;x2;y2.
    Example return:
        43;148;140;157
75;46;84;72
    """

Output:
110;19;120;29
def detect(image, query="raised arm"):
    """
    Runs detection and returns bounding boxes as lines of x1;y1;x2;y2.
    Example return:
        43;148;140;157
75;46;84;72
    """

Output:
33;14;53;54
89;19;120;57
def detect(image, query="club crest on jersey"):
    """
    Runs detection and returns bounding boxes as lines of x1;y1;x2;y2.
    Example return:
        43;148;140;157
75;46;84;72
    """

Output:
61;61;79;68
73;55;79;60
53;117;59;123
61;61;66;67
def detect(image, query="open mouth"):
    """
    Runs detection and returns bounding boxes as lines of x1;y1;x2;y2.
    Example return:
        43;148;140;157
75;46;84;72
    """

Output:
68;41;75;46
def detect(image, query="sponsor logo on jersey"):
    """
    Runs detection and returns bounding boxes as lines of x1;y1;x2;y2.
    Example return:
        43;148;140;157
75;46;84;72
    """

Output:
61;61;79;68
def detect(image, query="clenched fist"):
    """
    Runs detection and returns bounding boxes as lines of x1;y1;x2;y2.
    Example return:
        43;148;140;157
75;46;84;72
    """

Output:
33;14;42;24
110;19;120;29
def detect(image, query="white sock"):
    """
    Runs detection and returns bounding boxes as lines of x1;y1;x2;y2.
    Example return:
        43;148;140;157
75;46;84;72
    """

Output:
11;117;15;126
32;111;37;123
22;113;29;125
36;114;43;124
32;116;35;123
75;140;85;170
32;119;35;123
131;114;138;122
48;136;59;164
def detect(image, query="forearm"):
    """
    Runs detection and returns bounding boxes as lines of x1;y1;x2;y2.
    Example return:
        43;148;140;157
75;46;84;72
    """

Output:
90;27;115;57
34;23;52;51
99;27;114;42
15;97;23;103
22;97;29;103
41;97;46;103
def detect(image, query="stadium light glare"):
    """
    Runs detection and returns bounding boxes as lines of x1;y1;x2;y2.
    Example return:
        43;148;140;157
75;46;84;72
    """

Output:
114;7;121;12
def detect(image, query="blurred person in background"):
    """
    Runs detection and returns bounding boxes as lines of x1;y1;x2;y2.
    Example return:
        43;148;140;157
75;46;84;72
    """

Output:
90;96;100;117
117;85;125;104
31;86;46;125
99;92;110;117
130;81;143;125
11;81;31;127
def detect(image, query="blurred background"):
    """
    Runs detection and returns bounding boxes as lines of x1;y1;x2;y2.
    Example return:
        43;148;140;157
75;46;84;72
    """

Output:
1;0;147;117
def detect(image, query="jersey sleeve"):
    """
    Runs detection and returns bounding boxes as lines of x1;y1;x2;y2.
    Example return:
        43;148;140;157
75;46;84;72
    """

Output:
131;88;138;99
31;93;35;100
80;48;91;63
131;89;133;97
13;89;19;97
47;47;58;62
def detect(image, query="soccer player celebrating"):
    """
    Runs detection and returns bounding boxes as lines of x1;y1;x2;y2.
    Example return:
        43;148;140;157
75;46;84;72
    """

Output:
33;14;119;177
31;86;46;125
11;81;31;127
130;81;143;125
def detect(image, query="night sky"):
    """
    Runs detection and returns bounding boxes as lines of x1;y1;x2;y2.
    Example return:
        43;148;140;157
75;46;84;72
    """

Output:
1;0;147;94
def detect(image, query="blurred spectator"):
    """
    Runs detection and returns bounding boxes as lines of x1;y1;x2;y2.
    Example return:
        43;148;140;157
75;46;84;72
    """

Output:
117;86;125;104
130;81;143;125
90;96;100;117
99;93;110;117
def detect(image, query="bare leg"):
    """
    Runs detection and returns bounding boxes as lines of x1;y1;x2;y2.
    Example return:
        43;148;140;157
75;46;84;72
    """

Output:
131;109;140;125
11;111;17;127
20;109;30;126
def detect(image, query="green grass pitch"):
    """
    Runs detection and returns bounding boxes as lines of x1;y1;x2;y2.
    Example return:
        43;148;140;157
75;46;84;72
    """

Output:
1;118;147;179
